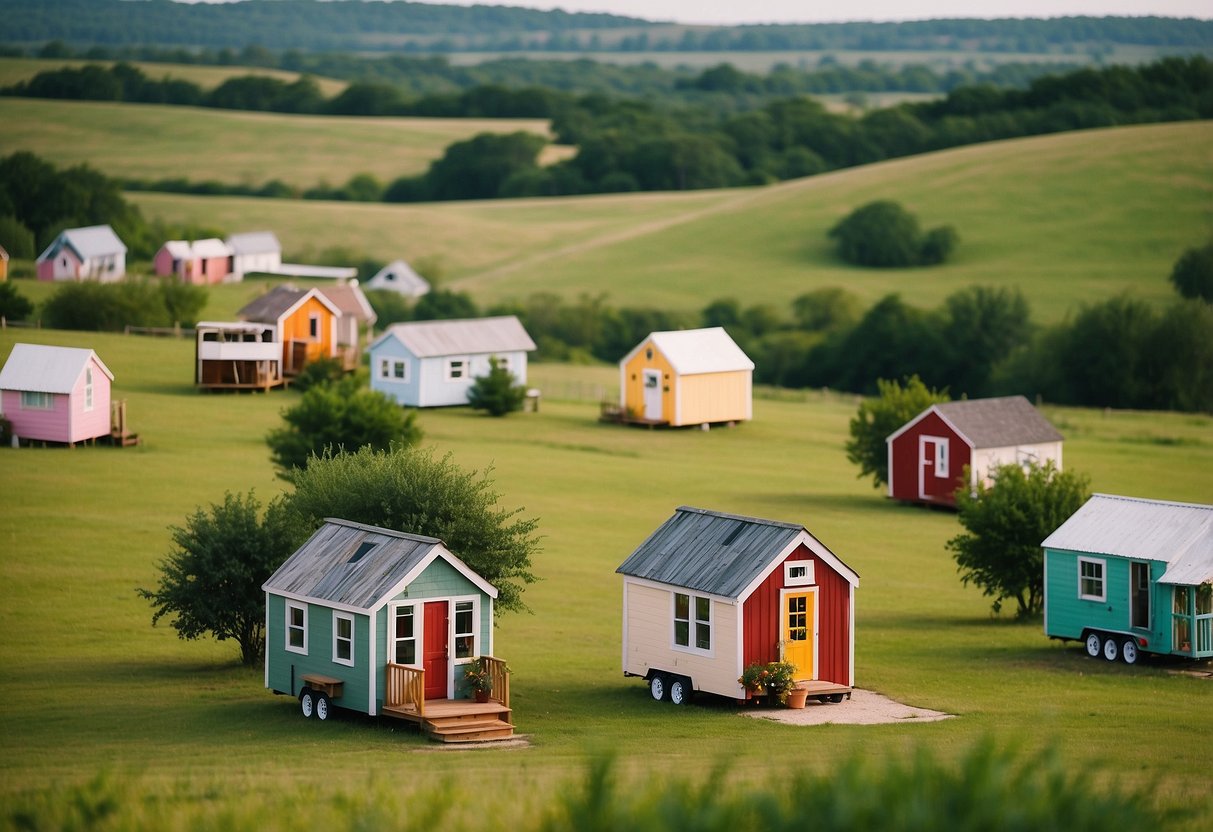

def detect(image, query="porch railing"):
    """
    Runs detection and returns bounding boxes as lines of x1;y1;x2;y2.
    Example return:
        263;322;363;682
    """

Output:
1196;613;1213;656
481;655;510;709
385;663;425;717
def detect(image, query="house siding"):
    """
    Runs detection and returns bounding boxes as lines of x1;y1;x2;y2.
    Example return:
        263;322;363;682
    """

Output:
621;339;676;422
1;355;110;444
281;296;336;371
369;340;421;406
889;410;971;506
970;441;1063;489
2;389;70;441
1044;549;1172;651
675;370;751;426
623;580;742;698
265;595;371;709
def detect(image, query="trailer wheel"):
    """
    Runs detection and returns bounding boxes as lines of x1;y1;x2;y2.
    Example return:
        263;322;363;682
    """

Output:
649;674;667;702
669;677;692;706
300;688;315;719
1102;636;1119;662
1121;639;1139;665
1084;632;1102;658
316;693;331;721
828;693;846;704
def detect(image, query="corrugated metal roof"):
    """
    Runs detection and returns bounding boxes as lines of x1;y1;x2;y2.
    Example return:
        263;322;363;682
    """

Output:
617;506;806;599
0;343;113;393
933;396;1062;447
644;328;754;375
375;316;535;358
263;519;496;611
38;225;126;262
1042;494;1213;585
226;231;281;255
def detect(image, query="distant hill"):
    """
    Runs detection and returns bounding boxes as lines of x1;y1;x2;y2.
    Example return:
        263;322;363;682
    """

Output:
3;0;1210;55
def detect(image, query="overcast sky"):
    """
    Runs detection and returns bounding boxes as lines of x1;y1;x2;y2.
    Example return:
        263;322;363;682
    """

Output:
411;1;1211;26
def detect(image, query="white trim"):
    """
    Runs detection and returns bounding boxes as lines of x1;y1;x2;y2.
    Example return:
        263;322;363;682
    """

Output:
387;602;419;666
735;529;859;604
444;357;469;382
735;597;746;695
367;607;377;716
623;574;736;606
452;597;479;662
847;584;855;686
1042;554;1050;640
671;590;714;658
264;591;270;690
285;601;308;655
370;546;498;612
1078;556;1107;602
332;610;355;667
918;435;949;499
673;373;682;426
84;367;94;412
784;560;814;587
779;586;820;680
621;579;629;674
887;435;895;498
886;404;978;450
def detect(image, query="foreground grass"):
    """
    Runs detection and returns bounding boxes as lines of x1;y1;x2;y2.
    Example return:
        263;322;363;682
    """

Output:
0;328;1210;824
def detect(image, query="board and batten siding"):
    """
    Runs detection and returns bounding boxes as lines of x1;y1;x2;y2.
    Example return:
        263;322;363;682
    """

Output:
1044;549;1172;650
620;339;675;422
888;409;971;504
971;441;1063;488
0;357;110;443
265;594;372;709
675;370;751;426
281;295;336;370
623;580;741;698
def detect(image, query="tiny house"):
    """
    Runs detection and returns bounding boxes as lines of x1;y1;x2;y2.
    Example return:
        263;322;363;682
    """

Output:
154;239;232;284
887;395;1063;508
617;506;859;704
194;321;283;391
263;518;514;742
237;285;340;376
367;260;430;297
1043;494;1213;663
315;281;377;371
226;231;282;279
36;225;126;282
369;316;535;408
618;328;753;427
0;343;113;445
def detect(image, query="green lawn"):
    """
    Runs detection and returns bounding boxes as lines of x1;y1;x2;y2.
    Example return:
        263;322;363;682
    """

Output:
1;327;1210;825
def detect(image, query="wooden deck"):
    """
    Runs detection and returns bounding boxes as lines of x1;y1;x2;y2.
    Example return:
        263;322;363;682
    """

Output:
382;698;515;743
798;680;852;701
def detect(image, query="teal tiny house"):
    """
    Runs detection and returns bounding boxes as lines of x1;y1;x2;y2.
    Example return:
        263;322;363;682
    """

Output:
1043;494;1213;664
263;518;514;742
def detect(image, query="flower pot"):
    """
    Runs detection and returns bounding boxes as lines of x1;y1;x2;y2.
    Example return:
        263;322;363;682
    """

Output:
785;686;809;709
474;689;490;703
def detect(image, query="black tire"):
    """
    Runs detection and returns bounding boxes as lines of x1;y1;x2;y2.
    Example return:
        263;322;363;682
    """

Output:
1084;631;1102;658
669;677;692;706
299;688;315;719
316;693;332;721
649;674;667;702
1102;636;1119;662
828;693;845;704
1121;639;1139;665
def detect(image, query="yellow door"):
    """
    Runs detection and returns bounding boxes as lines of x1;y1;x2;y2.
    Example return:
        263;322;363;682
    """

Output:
783;592;815;680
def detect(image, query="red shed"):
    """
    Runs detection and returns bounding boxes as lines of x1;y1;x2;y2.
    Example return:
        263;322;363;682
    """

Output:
617;506;859;704
886;395;1063;508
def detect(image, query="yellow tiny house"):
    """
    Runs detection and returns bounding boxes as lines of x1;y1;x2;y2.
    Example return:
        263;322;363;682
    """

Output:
619;327;754;427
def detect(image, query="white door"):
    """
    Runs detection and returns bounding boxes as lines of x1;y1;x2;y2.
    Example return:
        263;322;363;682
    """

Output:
643;369;663;421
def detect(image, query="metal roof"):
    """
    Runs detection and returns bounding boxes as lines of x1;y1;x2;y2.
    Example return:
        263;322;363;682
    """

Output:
161;240;192;259
0;343;113;394
629;327;754;375
237;285;339;323
1042;494;1213;585
369;261;430;296
37;225;126;262
226;231;281;255
263;518;497;612
316;282;377;323
374;316;535;358
898;396;1062;447
616;506;856;599
191;238;232;258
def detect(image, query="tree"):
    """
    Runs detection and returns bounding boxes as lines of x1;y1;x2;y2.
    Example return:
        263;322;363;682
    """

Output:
948;462;1090;617
0;281;33;322
285;446;540;613
266;376;422;476
939;286;1031;398
845;375;949;488
467;357;527;416
828;200;958;267
1169;241;1213;302
138;492;300;665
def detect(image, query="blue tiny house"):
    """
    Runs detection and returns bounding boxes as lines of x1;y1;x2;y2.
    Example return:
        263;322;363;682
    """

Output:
263;518;514;742
1043;494;1213;664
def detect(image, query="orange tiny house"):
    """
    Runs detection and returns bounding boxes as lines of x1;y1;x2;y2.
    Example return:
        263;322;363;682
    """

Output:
237;286;340;376
618;327;754;427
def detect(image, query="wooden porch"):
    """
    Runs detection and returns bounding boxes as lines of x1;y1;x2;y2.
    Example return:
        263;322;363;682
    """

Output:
381;657;514;743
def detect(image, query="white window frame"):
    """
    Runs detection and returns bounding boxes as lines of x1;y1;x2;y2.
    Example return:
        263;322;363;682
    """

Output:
452;598;478;661
784;561;815;587
308;313;321;340
20;391;53;410
445;357;469;382
934;438;949;478
286;601;308;655
672;592;713;656
84;367;94;411
332;611;355;667
1078;557;1106;602
389;603;418;666
379;358;408;382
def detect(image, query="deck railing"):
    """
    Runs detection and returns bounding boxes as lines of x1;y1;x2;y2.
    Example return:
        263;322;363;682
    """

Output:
481;655;510;709
386;663;425;717
1196;613;1213;656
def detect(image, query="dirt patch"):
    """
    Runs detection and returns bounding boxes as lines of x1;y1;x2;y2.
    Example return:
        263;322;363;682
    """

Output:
741;689;954;726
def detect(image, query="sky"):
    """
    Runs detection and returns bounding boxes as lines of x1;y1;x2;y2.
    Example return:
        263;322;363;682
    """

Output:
410;1;1212;26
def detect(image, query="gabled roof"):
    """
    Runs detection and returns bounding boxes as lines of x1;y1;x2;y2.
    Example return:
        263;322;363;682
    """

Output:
372;316;535;358
0;343;113;394
889;396;1062;448
623;327;754;375
226;231;281;255
1042;494;1213;586
368;260;430;295
160;240;192;259
237;285;340;323
617;506;857;600
316;281;377;324
262;518;497;612
192;238;232;259
37;225;126;263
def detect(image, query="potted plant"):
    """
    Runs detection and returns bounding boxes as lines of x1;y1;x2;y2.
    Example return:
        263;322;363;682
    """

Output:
463;657;494;703
739;661;798;705
739;663;772;698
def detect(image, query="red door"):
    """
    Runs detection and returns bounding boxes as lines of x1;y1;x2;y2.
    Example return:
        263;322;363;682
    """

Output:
918;435;952;502
423;601;448;700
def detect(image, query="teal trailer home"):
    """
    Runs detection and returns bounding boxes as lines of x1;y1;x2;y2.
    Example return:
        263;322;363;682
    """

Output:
1043;494;1213;664
263;518;515;742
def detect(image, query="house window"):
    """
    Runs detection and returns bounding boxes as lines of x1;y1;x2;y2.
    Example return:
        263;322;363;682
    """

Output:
333;612;354;667
392;605;417;665
1078;557;1105;602
446;358;467;381
286;602;308;654
491;355;510;375
380;358;408;382
453;600;475;659
84;367;94;411
674;592;711;652
20;391;53;410
934;440;949;478
308;314;320;339
784;561;815;587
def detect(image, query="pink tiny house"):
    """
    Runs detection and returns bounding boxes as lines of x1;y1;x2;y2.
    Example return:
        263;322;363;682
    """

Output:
154;239;232;284
0;343;113;446
36;225;126;283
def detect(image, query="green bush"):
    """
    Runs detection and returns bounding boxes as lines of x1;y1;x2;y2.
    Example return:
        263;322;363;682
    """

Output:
0;281;33;321
1169;241;1213;302
467;357;527;417
828;200;958;267
42;280;165;331
0;214;36;259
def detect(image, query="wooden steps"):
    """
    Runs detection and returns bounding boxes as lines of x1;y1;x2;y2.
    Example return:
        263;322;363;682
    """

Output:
382;699;515;743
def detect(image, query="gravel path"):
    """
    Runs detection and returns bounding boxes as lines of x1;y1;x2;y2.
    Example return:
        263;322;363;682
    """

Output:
741;688;954;726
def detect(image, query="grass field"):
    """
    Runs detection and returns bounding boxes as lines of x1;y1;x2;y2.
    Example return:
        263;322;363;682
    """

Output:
0;98;557;186
1;326;1210;826
126;120;1213;325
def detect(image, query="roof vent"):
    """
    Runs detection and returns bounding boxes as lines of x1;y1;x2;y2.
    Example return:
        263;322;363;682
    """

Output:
347;541;376;565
